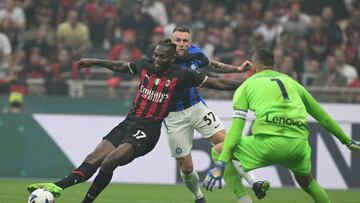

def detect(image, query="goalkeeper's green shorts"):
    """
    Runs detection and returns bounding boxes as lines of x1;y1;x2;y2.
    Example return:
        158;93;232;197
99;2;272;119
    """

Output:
234;134;311;176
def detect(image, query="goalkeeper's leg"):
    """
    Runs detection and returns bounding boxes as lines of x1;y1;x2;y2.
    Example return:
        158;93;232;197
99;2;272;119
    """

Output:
232;159;270;199
211;147;252;203
295;173;331;203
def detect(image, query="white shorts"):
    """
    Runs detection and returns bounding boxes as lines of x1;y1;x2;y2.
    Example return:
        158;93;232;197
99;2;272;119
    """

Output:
164;102;225;158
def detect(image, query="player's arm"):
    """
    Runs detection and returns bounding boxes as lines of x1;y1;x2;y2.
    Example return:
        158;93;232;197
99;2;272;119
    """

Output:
203;117;245;191
201;77;242;90
205;60;251;73
78;58;134;74
203;85;248;191
299;85;359;150
219;117;245;162
186;67;242;90
220;85;248;160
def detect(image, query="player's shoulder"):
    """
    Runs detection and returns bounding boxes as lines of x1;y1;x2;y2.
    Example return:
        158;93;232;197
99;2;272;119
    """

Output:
187;45;209;65
188;45;205;55
177;66;205;80
263;70;304;90
250;70;292;80
176;65;196;74
242;72;261;85
132;58;154;72
135;58;152;67
277;72;302;87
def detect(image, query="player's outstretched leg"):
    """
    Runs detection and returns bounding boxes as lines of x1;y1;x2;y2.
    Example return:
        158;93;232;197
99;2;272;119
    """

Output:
82;169;113;203
295;174;331;203
210;148;251;202
180;169;206;203
176;151;206;203
27;162;97;198
81;142;136;203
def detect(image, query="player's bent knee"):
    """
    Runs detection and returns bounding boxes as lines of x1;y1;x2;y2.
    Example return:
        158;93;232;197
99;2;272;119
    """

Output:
84;140;116;167
180;166;194;174
101;154;133;172
84;153;104;167
178;162;194;174
176;157;194;174
100;158;118;173
295;173;313;188
208;130;226;145
101;143;136;172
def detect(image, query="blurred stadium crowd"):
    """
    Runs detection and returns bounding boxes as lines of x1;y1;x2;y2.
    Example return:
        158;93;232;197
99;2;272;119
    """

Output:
0;0;360;102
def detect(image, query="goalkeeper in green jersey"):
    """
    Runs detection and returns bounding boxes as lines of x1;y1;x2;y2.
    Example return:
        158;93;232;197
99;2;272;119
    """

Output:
203;48;360;202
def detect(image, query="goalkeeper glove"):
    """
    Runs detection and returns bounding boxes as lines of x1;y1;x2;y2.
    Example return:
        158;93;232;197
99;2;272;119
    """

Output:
347;140;360;151
203;161;226;191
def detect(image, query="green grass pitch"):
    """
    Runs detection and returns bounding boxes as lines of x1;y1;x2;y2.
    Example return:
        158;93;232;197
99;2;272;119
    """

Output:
1;179;359;203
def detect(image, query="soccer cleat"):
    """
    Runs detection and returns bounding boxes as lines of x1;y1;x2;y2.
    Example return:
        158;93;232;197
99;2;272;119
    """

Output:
195;197;206;203
252;180;270;199
27;183;63;198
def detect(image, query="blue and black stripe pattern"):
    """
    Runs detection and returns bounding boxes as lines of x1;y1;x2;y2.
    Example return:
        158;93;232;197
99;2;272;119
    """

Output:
174;45;209;111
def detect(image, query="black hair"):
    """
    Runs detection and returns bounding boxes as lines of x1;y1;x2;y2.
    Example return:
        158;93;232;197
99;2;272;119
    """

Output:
158;39;177;55
252;48;274;66
172;25;191;34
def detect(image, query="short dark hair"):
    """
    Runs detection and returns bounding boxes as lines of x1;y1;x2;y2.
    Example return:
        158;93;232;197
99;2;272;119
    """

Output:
172;25;191;34
158;39;177;54
160;39;176;49
252;48;274;66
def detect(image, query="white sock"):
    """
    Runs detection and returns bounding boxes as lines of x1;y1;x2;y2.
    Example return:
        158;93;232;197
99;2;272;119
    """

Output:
238;194;253;203
232;160;258;186
180;169;203;199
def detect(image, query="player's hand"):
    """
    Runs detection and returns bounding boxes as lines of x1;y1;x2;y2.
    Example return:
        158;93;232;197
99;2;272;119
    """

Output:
203;161;226;191
347;140;360;151
78;58;95;70
237;60;251;73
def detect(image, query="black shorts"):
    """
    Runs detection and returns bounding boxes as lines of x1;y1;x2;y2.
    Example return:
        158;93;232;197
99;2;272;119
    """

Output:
104;115;161;158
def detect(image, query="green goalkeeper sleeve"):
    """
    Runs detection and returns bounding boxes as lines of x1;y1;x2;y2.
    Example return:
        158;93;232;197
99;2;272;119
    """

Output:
219;118;245;163
299;86;352;145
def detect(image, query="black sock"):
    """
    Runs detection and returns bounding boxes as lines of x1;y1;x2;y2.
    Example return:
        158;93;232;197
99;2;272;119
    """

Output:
82;169;113;203
55;162;97;189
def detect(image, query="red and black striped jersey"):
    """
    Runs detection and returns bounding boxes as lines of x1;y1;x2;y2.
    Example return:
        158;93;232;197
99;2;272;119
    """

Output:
128;59;207;123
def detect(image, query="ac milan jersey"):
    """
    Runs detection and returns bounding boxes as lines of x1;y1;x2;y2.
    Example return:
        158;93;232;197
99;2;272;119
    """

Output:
128;58;207;123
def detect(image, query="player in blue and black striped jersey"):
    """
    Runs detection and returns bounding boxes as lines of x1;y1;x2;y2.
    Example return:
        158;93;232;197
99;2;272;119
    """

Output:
173;44;209;111
165;26;267;203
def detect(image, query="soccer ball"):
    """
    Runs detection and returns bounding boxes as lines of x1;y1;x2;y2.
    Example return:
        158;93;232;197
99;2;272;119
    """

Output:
28;188;54;203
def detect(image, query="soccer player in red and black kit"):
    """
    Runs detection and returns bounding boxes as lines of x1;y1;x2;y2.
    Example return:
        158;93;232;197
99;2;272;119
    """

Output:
27;40;245;203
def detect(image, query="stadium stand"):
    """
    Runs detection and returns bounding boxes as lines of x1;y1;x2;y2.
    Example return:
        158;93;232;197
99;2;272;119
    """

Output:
0;0;359;103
